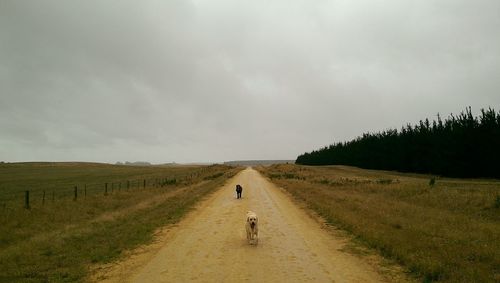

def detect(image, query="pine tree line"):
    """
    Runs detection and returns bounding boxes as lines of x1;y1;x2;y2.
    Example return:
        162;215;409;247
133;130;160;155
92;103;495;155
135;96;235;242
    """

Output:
296;107;500;178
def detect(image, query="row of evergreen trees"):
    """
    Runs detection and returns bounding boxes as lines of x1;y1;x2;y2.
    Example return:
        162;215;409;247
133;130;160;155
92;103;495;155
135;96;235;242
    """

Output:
296;107;500;178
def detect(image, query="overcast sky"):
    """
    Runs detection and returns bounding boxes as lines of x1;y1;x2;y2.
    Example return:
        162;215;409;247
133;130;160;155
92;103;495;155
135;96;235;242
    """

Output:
1;0;499;163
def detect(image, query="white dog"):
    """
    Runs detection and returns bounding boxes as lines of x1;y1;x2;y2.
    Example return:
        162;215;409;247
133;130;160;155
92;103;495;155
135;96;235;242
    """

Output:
246;211;259;245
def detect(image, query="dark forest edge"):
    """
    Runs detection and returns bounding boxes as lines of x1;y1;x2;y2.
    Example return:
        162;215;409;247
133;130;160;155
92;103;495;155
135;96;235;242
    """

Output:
296;107;500;178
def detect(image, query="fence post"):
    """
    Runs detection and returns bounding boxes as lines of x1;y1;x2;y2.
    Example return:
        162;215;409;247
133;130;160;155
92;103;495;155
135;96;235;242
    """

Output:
143;179;146;189
105;183;108;196
25;190;30;209
42;190;45;205
74;186;77;201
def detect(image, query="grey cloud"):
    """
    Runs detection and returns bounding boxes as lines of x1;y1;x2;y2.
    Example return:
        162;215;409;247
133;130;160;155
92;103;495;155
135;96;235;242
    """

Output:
1;0;499;163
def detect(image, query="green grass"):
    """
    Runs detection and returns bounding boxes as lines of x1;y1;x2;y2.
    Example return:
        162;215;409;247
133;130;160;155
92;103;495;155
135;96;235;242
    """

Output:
257;164;500;283
0;162;242;282
0;162;214;204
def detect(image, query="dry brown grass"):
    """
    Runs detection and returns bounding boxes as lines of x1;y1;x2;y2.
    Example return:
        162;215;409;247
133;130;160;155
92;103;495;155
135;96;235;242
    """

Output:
0;163;243;282
257;164;500;283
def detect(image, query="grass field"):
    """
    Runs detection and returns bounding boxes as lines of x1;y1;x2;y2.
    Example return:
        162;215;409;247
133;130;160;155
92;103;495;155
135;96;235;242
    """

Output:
0;162;242;282
257;164;500;283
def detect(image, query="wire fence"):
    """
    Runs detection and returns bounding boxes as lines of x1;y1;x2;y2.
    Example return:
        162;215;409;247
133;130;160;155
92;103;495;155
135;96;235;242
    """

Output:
0;166;230;210
10;176;181;210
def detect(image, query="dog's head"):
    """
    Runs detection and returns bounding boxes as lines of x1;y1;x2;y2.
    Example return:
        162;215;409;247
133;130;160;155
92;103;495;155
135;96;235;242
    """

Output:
247;214;258;229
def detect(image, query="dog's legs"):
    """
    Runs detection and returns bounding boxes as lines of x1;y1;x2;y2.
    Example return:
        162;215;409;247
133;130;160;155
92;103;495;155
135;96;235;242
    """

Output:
248;231;256;245
248;231;255;244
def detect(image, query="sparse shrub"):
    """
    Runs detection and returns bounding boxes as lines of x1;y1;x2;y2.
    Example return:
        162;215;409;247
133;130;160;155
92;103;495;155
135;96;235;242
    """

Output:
495;195;500;209
203;172;224;180
268;173;282;179
163;178;176;185
377;179;393;184
429;177;436;186
318;179;329;184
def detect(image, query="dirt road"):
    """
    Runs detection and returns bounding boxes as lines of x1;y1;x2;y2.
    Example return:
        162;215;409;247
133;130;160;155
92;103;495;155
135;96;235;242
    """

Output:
96;168;398;282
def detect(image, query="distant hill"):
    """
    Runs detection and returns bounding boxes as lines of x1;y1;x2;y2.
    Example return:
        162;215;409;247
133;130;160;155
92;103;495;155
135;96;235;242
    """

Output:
115;161;152;166
224;160;294;166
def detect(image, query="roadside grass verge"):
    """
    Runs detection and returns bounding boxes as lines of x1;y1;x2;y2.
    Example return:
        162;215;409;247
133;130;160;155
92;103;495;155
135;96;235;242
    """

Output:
257;164;500;283
0;163;242;282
